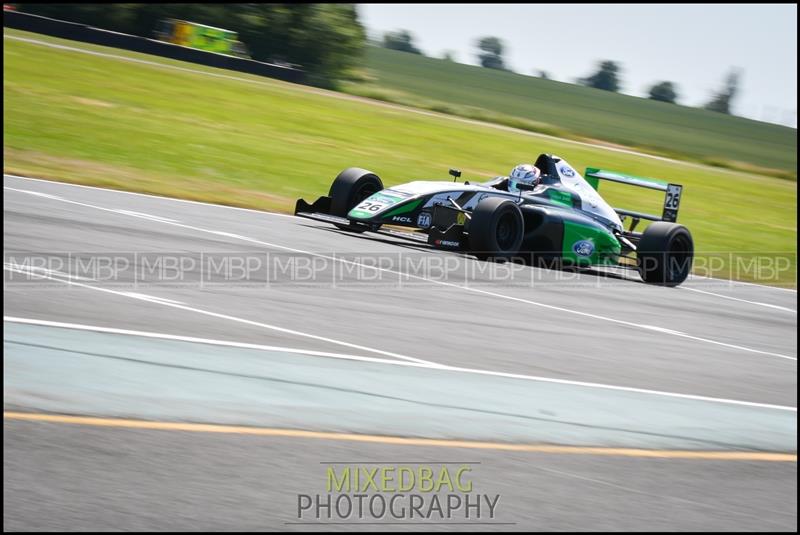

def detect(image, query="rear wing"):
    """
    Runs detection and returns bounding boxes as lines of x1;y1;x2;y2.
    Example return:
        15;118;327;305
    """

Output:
584;168;682;223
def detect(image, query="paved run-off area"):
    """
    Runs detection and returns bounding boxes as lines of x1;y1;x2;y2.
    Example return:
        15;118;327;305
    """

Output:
3;175;797;530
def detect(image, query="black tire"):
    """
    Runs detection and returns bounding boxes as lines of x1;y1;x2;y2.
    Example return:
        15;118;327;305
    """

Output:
468;197;524;260
328;167;383;232
637;222;694;286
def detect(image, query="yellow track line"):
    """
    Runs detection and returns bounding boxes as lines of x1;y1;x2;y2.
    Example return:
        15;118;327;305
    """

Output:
4;412;796;462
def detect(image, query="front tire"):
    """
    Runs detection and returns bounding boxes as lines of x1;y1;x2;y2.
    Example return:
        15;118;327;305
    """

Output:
468;197;524;261
328;167;383;232
637;222;694;286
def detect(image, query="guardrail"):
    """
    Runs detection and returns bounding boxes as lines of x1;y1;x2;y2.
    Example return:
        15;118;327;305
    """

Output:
3;11;305;84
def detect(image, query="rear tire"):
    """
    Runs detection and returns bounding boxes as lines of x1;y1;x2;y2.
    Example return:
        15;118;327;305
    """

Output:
328;167;383;232
637;222;694;286
468;197;524;260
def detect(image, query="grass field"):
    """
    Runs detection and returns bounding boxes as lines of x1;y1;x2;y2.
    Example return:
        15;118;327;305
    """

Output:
3;30;797;286
343;46;797;176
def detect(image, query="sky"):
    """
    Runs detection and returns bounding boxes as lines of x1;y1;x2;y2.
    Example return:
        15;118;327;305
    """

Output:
358;3;797;127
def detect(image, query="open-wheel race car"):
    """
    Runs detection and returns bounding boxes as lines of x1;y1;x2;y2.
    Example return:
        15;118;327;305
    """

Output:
295;153;694;286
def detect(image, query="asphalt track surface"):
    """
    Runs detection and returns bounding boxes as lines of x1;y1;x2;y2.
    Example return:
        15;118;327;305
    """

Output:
3;174;797;530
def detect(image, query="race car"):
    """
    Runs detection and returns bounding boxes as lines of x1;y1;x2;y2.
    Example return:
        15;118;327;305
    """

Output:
295;153;694;286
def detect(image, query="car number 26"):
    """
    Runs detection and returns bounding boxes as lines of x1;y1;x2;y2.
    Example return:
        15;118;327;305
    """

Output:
664;185;681;209
355;200;386;212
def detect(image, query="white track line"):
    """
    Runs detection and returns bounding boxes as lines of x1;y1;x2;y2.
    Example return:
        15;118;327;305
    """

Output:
4;173;795;293
3;34;775;180
3;316;429;368
3;263;440;367
114;210;178;223
118;292;185;306
5;184;796;362
4;316;795;412
688;273;797;294
681;287;796;313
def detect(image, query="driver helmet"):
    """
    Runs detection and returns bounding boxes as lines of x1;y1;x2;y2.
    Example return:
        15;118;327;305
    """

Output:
508;163;542;192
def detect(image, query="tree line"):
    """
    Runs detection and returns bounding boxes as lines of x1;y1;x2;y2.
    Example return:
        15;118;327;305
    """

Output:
16;5;742;113
382;30;741;113
18;3;366;87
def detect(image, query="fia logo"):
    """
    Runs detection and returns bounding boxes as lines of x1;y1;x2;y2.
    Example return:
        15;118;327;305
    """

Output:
417;212;432;228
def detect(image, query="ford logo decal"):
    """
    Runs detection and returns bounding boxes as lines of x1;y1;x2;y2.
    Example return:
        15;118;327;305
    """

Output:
573;240;594;257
